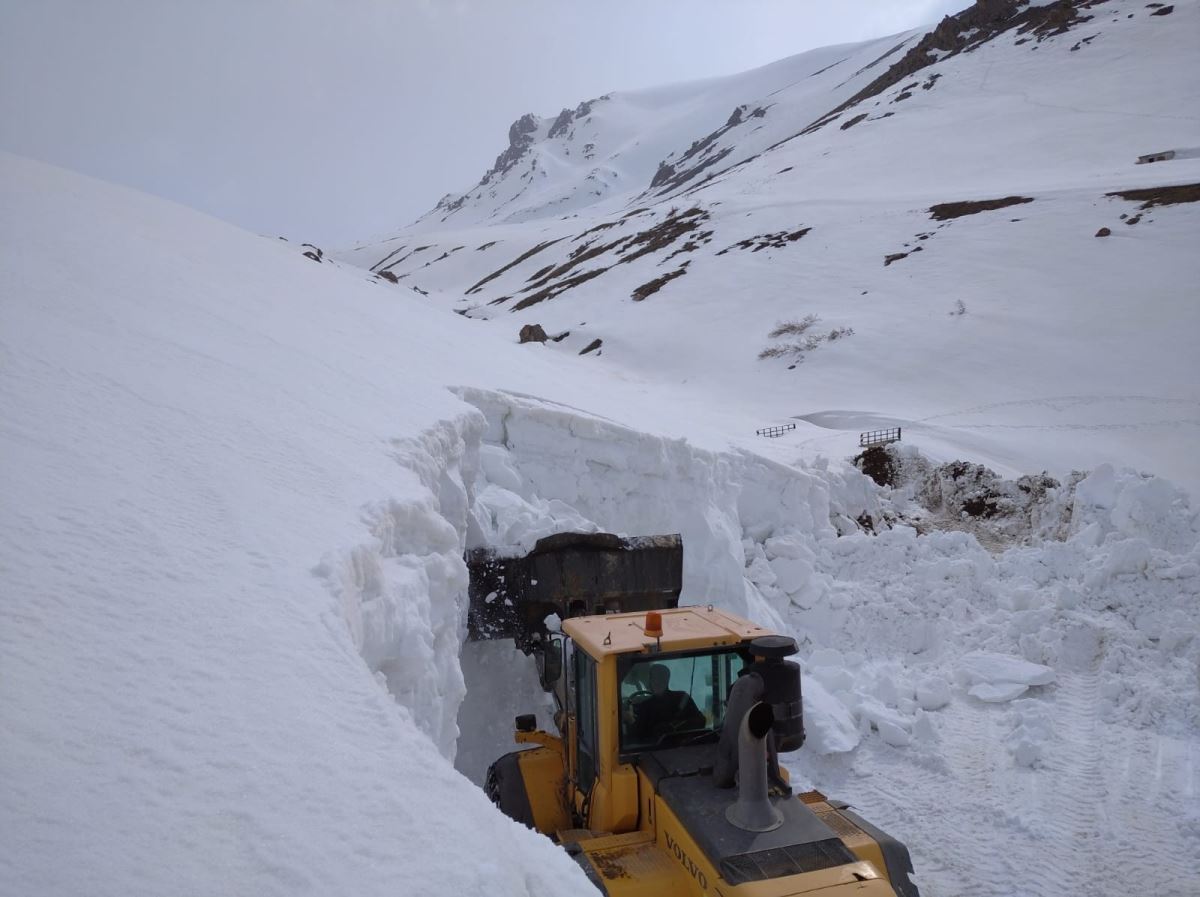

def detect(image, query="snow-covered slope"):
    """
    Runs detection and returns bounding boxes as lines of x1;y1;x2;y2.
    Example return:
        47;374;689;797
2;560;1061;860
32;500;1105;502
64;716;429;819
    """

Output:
339;0;1200;498
0;152;601;896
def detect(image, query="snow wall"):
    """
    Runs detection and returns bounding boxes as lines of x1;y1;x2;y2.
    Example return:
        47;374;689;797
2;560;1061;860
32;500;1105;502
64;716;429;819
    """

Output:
449;386;885;779
364;389;1197;789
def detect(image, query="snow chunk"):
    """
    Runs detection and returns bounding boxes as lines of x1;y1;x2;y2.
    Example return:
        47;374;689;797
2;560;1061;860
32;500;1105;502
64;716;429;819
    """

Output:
969;681;1030;703
959;652;1056;688
769;555;814;596
916;676;952;711
801;676;861;754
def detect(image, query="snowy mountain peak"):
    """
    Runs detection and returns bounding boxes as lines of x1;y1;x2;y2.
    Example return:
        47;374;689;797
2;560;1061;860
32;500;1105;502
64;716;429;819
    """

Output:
402;0;1172;234
426;95;613;223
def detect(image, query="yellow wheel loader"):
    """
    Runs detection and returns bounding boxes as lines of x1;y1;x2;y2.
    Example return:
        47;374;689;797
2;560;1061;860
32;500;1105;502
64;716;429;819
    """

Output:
468;533;919;896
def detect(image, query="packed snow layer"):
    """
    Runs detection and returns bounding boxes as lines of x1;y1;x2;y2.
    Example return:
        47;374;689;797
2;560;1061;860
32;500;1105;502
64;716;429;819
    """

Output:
0;153;595;896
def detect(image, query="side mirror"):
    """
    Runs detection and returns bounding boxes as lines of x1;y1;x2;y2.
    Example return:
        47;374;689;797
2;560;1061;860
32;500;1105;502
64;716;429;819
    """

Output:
537;637;563;692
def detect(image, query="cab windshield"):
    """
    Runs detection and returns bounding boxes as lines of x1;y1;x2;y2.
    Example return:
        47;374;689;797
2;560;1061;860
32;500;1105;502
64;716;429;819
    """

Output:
618;648;749;753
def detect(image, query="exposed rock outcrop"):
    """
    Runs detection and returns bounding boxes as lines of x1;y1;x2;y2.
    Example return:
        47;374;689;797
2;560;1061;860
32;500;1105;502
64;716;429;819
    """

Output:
518;324;549;343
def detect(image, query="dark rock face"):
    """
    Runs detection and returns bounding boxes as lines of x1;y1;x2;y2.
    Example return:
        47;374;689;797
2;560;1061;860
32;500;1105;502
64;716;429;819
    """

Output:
647;105;766;195
650;162;677;189
548;108;574;139
489;113;540;180
429;95;611;220
579;338;603;355
434;113;540;216
518;324;549;344
1095;227;1111;237
803;0;1109;135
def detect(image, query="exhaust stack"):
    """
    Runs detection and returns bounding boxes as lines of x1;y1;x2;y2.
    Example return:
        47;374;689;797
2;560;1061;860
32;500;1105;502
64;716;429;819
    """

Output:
725;702;784;833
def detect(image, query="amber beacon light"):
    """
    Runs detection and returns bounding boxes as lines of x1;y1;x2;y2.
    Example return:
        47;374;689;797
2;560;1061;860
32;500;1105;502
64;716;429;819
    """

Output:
643;610;664;638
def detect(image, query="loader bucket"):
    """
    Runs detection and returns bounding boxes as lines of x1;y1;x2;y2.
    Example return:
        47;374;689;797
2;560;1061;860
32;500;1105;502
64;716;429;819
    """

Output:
466;532;683;652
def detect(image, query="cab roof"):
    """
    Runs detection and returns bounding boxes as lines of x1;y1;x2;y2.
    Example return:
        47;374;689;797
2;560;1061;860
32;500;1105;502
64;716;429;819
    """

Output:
562;606;773;658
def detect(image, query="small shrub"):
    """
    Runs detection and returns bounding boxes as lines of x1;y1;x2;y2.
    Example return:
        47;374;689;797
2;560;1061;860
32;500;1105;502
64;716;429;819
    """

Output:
758;316;854;362
768;314;820;339
757;345;793;360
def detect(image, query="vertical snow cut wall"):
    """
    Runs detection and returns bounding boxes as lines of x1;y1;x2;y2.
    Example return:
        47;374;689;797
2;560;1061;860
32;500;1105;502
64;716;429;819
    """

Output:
451;387;883;778
315;412;486;759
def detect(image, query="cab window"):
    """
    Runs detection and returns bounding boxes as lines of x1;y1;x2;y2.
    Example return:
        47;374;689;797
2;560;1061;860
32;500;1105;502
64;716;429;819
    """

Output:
618;648;747;752
573;648;598;794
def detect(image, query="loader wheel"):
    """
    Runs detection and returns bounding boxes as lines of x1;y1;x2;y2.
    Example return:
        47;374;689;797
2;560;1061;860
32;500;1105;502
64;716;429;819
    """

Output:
484;751;535;828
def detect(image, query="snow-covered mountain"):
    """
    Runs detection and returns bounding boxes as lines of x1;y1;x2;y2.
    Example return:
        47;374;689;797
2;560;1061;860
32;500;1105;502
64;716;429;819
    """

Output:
340;0;1200;497
383;0;1194;232
4;2;1199;897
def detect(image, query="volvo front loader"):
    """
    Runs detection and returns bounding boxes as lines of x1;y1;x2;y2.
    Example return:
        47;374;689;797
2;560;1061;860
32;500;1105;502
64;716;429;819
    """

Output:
467;532;920;896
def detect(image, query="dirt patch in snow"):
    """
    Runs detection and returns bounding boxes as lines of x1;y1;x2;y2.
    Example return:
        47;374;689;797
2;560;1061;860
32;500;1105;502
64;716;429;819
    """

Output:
499;208;713;312
1106;183;1200;209
929;196;1033;220
863;445;1071;550
631;264;689;301
854;446;898;487
511;268;607;312
717;227;811;255
649;106;767;195
466;238;565;295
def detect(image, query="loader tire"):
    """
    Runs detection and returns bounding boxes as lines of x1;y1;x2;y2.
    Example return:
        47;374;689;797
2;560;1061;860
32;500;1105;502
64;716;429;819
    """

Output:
484;750;535;828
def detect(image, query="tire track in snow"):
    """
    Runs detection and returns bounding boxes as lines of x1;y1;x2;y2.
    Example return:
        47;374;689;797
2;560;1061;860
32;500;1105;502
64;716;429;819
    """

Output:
1034;672;1200;896
1020;672;1110;895
799;672;1198;897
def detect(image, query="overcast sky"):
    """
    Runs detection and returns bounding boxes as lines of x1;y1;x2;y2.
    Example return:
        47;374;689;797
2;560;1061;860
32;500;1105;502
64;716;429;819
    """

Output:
1;0;963;244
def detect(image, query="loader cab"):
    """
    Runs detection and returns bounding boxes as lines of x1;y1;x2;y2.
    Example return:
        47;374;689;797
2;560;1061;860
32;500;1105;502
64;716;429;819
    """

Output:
558;606;775;833
564;636;751;808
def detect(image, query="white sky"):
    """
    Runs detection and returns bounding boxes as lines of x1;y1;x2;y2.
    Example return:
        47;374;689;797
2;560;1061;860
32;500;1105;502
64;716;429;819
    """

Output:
1;0;963;244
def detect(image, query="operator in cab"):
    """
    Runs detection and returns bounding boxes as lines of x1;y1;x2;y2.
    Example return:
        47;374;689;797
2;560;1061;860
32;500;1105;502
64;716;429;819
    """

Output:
623;662;706;741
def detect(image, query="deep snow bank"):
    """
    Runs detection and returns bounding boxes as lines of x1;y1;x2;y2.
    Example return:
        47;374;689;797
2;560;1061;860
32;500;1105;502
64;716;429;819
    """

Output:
456;386;1198;775
0;153;593;896
454;386;886;777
